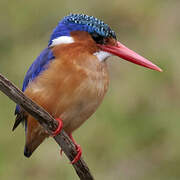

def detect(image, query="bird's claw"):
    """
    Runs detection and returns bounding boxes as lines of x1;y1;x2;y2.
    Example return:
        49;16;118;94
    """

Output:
52;118;63;137
70;144;82;164
60;144;82;164
52;124;82;164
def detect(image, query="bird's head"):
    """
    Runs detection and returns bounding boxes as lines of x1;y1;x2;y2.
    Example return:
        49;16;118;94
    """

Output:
48;13;162;72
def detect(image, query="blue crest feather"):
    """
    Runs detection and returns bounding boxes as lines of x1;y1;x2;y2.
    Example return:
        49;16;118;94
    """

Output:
48;13;116;46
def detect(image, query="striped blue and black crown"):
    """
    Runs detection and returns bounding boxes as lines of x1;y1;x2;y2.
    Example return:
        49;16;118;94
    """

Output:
49;13;116;46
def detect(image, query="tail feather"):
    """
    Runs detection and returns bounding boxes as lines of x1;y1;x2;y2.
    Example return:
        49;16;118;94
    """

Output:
24;134;46;158
14;108;48;157
24;115;48;158
13;109;26;131
24;146;32;158
12;115;23;131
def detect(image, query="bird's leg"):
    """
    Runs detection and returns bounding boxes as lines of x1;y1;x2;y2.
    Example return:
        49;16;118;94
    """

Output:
68;133;82;164
59;134;82;162
52;118;63;137
51;118;64;156
51;118;82;163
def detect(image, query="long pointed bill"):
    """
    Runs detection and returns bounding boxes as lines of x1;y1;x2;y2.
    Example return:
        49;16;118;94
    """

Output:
99;41;162;72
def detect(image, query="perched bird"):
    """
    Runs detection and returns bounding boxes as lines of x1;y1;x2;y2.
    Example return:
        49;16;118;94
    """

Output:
13;13;162;163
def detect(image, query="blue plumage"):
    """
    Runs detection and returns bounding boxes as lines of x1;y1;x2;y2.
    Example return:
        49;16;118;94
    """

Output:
22;48;54;92
15;48;54;115
48;13;116;46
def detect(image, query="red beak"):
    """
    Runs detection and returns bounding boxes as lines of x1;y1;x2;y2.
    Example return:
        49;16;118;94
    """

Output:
99;41;162;72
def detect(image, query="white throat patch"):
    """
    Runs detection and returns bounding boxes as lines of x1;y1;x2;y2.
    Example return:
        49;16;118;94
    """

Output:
50;36;74;47
94;51;112;62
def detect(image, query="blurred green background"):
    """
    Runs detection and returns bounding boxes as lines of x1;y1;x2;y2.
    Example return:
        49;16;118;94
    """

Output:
0;0;180;179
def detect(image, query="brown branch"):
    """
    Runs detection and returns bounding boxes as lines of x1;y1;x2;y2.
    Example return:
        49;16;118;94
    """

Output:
0;73;94;180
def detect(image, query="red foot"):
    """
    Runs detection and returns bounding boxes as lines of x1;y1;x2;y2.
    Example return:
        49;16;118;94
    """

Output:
69;134;82;164
52;122;82;163
71;144;82;164
52;118;63;137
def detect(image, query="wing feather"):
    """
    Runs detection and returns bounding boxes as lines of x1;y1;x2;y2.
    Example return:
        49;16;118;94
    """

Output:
13;48;55;130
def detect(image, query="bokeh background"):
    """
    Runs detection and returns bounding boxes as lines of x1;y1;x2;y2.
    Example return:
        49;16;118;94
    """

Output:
0;0;180;179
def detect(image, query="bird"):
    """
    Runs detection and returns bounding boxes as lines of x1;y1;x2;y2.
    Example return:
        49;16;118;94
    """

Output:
13;13;162;164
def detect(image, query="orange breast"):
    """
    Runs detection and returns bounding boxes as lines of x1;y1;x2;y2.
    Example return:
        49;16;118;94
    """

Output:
25;43;109;133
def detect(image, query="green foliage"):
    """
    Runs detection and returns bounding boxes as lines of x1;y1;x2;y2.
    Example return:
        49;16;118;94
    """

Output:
0;0;179;179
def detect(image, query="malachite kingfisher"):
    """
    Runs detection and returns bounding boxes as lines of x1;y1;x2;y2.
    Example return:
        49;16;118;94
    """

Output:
13;14;162;164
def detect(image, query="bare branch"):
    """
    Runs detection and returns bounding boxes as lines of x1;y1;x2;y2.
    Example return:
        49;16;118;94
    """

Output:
0;73;94;180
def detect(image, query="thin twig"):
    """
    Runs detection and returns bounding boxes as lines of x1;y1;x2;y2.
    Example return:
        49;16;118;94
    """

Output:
0;73;94;180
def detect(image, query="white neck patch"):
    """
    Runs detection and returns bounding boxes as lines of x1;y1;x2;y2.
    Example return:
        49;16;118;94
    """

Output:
93;51;112;62
50;36;74;47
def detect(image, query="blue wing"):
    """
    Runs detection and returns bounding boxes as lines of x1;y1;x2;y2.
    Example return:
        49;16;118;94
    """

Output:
22;47;55;92
14;48;55;125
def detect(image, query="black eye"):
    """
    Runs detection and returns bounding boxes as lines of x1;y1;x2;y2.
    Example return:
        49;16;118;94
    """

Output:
91;33;105;44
